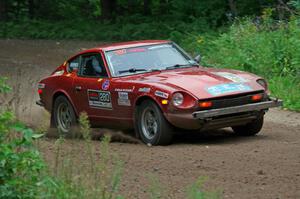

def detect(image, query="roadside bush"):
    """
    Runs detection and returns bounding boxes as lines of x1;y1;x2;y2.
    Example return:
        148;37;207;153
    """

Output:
180;12;300;111
49;112;124;199
0;18;211;41
0;77;45;199
201;16;300;78
0;77;125;199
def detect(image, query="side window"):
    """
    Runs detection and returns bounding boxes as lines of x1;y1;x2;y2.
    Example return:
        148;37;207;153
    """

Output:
67;56;80;72
80;53;108;77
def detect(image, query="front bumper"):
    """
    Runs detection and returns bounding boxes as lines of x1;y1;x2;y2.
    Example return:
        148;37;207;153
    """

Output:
193;97;283;119
166;97;282;130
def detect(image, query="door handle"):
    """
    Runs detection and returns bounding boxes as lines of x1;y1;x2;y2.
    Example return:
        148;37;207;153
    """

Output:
75;86;82;91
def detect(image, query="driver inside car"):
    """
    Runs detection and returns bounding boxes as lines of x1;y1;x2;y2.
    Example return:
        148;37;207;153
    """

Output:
91;57;103;76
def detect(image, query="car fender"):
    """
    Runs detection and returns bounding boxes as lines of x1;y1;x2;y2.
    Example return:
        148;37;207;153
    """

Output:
133;92;171;121
52;89;79;117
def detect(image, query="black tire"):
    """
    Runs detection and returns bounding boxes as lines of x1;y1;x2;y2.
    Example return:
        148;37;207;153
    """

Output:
135;100;173;145
232;116;264;136
52;95;77;135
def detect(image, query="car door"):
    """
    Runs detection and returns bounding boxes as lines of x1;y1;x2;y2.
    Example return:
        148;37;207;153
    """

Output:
71;52;115;126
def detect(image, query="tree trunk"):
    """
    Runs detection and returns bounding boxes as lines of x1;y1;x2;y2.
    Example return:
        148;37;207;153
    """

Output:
143;0;151;15
0;0;7;21
28;0;35;19
159;0;168;14
101;0;116;20
127;0;135;14
228;0;237;18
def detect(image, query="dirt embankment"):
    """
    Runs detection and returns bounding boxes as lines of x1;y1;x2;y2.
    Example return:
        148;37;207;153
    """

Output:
0;39;299;199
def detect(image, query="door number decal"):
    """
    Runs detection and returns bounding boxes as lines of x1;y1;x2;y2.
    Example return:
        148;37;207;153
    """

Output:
87;90;112;109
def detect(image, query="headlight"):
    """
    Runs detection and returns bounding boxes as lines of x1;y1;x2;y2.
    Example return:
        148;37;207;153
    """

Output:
172;93;184;106
257;79;268;90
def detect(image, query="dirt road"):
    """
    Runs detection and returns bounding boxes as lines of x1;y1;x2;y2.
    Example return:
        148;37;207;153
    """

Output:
0;39;299;199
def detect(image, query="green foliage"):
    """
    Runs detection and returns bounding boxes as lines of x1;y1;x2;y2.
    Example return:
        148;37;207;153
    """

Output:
2;0;297;41
0;79;125;199
145;174;222;199
0;78;45;199
181;13;300;110
269;76;300;111
48;112;124;199
186;177;222;199
0;18;211;41
79;112;91;140
147;174;167;199
200;18;300;78
0;77;11;93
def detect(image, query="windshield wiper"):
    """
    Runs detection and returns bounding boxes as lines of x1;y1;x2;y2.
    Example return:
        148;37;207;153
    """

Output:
165;64;192;70
118;68;148;74
150;68;161;72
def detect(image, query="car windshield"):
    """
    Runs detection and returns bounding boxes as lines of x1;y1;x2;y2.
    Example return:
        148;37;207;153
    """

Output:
105;43;197;77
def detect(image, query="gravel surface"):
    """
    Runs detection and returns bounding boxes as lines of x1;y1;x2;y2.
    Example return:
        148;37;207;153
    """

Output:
1;39;299;199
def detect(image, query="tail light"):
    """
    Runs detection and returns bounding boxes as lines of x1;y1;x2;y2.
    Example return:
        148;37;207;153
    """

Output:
38;83;45;95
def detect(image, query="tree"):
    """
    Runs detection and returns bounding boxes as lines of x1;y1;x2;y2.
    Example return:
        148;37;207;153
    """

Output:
144;0;152;15
0;0;8;21
28;0;35;19
100;0;117;20
228;0;238;18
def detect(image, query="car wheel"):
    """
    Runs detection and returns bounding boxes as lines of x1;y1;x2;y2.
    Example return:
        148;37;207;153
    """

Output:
53;95;77;135
232;116;264;136
136;100;173;145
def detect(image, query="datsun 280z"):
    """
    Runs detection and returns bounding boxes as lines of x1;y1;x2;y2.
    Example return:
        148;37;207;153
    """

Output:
37;40;282;145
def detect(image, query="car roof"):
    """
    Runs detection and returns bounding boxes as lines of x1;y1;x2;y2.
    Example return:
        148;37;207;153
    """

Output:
80;40;171;54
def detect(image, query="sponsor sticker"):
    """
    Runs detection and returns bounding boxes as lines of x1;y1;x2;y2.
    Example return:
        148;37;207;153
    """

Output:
102;80;110;90
215;72;248;83
138;87;151;93
155;90;169;99
114;49;126;55
127;48;146;53
115;87;135;92
88;90;112;109
207;83;252;96
117;92;131;106
118;92;128;100
118;98;131;106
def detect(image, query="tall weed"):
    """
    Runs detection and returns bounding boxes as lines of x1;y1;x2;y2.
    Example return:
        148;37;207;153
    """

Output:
182;13;300;110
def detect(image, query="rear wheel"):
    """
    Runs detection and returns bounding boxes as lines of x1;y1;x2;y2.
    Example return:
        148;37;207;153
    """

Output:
232;116;264;136
136;100;173;145
53;95;77;135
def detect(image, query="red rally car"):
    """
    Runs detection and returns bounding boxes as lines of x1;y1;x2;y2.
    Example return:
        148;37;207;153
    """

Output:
37;40;282;145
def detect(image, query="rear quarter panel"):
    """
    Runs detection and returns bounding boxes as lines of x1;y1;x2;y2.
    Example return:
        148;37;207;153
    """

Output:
40;68;76;114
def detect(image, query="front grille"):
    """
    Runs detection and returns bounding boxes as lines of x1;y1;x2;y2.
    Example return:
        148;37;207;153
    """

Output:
198;91;266;110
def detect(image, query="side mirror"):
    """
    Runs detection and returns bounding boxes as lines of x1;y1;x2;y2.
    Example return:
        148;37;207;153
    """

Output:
194;54;201;64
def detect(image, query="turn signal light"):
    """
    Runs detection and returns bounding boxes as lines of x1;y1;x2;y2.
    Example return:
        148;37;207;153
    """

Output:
161;99;168;105
199;101;212;108
252;94;262;101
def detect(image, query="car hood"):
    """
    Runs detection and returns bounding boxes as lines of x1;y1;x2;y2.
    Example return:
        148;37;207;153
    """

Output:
130;67;264;99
